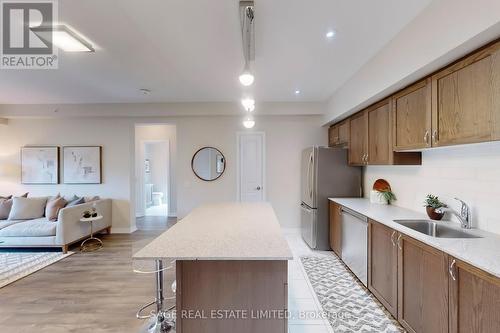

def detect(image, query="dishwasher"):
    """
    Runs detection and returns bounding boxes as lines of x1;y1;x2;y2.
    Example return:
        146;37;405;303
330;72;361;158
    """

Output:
341;206;368;286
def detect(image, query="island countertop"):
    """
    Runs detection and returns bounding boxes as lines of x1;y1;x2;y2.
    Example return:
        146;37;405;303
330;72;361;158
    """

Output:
133;202;293;261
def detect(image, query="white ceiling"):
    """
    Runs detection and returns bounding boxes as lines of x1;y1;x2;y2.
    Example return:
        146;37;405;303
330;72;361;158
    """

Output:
0;0;432;104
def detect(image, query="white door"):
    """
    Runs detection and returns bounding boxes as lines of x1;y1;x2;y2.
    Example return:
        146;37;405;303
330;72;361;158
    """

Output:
238;132;265;202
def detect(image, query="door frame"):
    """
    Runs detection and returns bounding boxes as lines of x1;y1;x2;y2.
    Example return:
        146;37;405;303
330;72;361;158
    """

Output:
236;131;266;202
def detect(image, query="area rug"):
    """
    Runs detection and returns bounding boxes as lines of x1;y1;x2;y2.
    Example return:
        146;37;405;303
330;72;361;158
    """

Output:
301;255;404;333
0;251;73;288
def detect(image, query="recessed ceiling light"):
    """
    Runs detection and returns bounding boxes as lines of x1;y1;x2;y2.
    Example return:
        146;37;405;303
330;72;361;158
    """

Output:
243;116;255;129
241;98;255;112
326;30;336;39
294;90;301;95
140;89;151;96
35;25;95;52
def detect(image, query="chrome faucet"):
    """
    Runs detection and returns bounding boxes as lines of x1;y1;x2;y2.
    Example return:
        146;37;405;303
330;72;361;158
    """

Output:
436;198;471;229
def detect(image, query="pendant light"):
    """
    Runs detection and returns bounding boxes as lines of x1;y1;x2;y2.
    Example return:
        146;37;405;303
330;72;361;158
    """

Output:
242;116;255;129
239;2;255;86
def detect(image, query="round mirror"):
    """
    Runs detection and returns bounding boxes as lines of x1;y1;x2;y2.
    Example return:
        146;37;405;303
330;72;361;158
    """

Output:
191;147;226;181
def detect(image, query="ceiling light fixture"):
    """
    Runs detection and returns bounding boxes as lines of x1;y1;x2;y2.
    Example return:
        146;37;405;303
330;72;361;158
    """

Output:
239;67;255;86
241;98;255;112
239;1;255;86
34;25;95;52
294;90;301;95
326;30;336;39
243;116;255;129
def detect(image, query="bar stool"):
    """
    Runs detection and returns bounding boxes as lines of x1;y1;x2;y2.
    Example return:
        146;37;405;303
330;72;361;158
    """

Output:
134;259;176;333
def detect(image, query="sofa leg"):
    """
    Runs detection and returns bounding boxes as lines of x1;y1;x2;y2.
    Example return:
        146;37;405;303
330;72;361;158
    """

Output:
62;245;68;254
106;227;111;234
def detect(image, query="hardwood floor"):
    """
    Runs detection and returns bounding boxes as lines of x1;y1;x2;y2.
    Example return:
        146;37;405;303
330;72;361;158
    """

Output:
136;216;177;230
0;227;175;333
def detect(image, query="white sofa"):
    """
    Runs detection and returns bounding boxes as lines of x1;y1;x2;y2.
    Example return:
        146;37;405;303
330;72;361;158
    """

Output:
0;199;112;253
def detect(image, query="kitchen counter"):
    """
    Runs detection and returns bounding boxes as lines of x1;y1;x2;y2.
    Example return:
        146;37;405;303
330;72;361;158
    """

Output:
329;198;500;278
134;202;292;261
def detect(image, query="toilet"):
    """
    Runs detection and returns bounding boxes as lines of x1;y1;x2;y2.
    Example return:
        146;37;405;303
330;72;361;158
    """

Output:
152;192;164;206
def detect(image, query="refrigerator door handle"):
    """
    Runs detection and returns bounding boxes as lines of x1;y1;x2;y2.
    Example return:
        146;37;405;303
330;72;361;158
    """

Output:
308;152;314;200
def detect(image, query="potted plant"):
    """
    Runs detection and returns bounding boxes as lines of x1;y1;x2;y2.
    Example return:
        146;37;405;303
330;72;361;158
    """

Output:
424;194;447;220
378;189;397;205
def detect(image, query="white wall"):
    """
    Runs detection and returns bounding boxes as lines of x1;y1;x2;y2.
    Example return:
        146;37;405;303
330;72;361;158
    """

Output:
0;114;325;231
364;141;500;235
324;0;500;124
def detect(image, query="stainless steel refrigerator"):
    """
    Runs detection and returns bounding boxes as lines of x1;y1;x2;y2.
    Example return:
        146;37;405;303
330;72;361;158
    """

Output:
301;146;362;250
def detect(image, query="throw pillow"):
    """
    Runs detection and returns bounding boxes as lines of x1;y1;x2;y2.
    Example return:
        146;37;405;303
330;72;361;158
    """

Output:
0;198;13;220
8;197;48;220
45;197;68;221
66;196;85;207
84;196;100;203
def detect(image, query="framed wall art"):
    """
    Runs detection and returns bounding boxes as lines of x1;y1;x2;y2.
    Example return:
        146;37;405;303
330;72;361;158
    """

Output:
21;146;59;184
63;146;102;184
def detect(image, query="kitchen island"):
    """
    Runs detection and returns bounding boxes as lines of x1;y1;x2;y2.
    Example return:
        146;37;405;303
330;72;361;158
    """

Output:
133;202;293;333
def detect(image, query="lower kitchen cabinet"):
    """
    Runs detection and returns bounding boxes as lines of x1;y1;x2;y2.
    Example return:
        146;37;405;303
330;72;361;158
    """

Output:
397;234;449;333
328;201;342;257
367;220;398;317
449;258;500;333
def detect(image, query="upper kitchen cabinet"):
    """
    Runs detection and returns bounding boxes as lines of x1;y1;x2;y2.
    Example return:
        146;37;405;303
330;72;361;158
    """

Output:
431;40;500;147
392;79;432;150
348;111;368;165
367;99;393;164
353;98;421;166
328;119;350;148
449;257;500;333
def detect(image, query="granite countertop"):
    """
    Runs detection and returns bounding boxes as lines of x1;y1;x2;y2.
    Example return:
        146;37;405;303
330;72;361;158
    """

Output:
330;198;500;278
133;202;293;261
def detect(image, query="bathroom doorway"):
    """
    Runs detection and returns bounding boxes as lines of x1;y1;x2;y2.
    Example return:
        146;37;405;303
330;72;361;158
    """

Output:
134;124;177;226
143;141;169;216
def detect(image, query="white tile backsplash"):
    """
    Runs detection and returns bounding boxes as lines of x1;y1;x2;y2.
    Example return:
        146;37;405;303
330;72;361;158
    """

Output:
364;140;500;235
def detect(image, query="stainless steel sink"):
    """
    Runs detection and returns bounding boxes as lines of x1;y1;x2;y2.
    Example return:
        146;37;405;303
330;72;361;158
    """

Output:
393;219;482;239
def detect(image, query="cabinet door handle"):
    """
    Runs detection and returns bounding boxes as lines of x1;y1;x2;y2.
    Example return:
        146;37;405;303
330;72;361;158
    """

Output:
449;259;457;281
365;153;369;164
432;130;438;143
390;231;396;247
424;130;429;144
396;234;402;250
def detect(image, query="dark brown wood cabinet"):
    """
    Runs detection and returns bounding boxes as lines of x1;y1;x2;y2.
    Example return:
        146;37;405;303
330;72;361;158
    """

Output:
368;220;398;317
328;201;342;257
431;41;500;147
449;258;500;333
328;119;350;147
347;99;421;166
397;234;449;333
392;79;432;150
367;99;393;164
348;111;368;165
328;125;339;147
